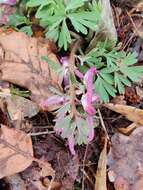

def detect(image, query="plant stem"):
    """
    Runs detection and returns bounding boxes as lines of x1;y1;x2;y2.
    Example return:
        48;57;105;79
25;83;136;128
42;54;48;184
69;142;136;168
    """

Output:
97;109;109;140
69;41;80;118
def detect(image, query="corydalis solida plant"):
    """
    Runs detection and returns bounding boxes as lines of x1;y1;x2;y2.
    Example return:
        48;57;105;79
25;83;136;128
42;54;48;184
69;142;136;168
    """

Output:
42;56;99;155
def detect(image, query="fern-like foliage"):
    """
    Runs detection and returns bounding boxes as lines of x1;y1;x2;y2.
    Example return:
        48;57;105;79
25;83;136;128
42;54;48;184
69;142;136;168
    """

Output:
79;43;143;102
26;0;101;50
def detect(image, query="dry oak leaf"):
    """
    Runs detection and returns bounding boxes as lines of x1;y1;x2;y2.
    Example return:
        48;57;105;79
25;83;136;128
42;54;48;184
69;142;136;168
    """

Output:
108;127;143;190
104;103;143;125
4;95;40;120
0;32;62;110
0;125;33;179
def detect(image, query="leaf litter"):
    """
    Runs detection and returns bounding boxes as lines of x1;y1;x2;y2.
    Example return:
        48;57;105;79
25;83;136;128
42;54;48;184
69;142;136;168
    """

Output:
0;124;33;178
108;127;143;190
0;31;62;111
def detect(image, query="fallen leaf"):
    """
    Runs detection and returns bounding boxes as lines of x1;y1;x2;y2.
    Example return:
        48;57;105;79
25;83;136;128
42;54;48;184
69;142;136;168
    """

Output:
95;137;107;190
108;127;143;189
104;103;143;125
0;32;62;110
0;125;33;178
117;123;139;135
4;95;39;120
111;95;126;105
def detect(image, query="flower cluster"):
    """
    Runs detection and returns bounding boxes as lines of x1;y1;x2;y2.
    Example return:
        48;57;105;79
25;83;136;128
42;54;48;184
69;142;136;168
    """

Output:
41;57;99;155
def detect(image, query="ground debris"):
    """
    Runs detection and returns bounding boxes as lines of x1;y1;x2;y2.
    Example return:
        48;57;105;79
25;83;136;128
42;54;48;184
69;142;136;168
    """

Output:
0;32;62;111
0;125;33;179
34;137;79;190
108;127;143;190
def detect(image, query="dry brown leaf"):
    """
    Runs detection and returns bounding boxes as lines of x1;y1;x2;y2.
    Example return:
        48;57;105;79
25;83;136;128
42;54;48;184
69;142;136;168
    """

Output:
0;125;33;178
104;103;143;125
4;95;39;120
0;32;62;110
108;127;143;190
117;123;139;135
95;137;107;190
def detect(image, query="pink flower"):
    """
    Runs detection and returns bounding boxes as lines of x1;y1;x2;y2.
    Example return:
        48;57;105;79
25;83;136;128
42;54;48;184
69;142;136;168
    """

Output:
81;94;99;115
81;67;98;115
87;115;94;142
0;0;16;5
40;95;68;109
68;135;76;155
60;56;84;88
60;56;69;87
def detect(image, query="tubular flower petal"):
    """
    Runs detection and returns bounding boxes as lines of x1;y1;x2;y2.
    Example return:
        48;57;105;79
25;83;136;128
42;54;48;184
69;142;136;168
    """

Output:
40;95;67;109
81;94;96;115
68;135;76;155
82;67;98;115
0;0;16;5
60;56;69;87
60;56;84;88
87;115;95;142
84;67;97;105
74;69;84;79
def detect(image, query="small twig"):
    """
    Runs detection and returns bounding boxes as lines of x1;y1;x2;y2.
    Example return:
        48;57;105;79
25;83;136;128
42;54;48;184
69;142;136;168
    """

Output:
127;11;143;38
81;168;94;188
47;175;55;190
29;131;55;136
97;109;109;140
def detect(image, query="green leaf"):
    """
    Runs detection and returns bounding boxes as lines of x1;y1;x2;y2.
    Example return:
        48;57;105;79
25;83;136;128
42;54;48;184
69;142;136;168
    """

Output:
55;115;71;134
26;0;49;7
55;103;70;118
123;52;137;65
95;77;110;102
61;121;76;138
114;73;125;94
41;56;62;74
45;27;59;42
65;0;86;11
9;14;27;26
102;79;116;97
10;87;30;98
76;117;89;145
100;72;114;85
69;15;88;34
58;20;71;50
20;26;33;36
69;73;79;86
